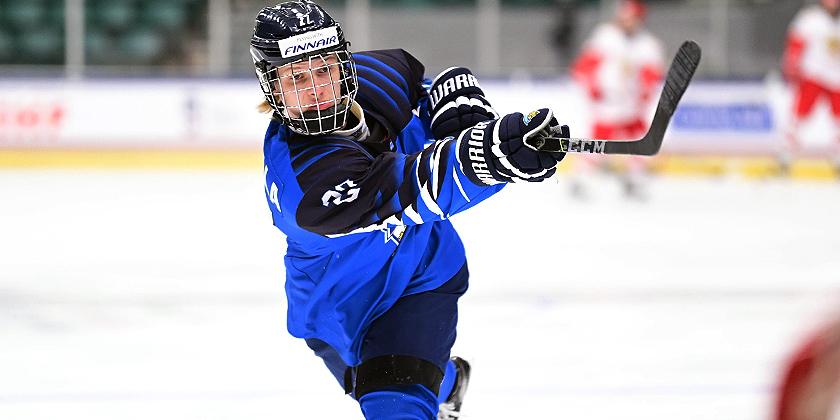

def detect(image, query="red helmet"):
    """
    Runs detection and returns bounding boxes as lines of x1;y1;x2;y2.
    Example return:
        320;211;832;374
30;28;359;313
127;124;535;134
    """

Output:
620;0;648;20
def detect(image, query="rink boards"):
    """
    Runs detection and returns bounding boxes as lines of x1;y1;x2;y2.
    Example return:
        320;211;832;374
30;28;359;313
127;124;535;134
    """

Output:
0;77;837;179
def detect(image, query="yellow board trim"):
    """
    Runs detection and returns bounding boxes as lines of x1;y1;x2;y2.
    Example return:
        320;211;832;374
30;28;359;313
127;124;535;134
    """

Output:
0;149;262;169
0;149;837;180
566;155;838;181
651;156;839;180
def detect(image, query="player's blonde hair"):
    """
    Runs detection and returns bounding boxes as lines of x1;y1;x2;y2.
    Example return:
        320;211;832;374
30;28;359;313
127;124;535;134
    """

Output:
257;100;282;121
257;99;272;114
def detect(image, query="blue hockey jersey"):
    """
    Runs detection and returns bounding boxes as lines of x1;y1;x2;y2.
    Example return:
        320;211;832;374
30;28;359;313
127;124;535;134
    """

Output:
262;49;505;366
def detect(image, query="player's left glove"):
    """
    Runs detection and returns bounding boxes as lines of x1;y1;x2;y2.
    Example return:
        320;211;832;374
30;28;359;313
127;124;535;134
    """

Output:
457;108;567;186
428;67;498;140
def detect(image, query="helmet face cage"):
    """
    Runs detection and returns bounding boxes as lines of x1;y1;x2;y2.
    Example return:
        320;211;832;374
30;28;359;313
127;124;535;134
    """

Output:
257;50;358;136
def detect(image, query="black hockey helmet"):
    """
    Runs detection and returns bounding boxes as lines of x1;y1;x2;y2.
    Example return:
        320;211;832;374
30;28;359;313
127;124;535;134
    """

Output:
250;1;358;135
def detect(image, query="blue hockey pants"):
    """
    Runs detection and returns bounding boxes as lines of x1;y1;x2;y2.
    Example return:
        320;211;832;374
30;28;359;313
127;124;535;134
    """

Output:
305;263;469;420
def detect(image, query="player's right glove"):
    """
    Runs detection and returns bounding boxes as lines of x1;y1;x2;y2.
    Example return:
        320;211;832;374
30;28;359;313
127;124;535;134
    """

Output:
457;108;567;186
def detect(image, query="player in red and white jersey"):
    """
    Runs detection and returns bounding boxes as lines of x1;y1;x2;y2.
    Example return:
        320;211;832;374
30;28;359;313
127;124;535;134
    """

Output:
774;315;840;420
781;0;840;174
570;0;665;199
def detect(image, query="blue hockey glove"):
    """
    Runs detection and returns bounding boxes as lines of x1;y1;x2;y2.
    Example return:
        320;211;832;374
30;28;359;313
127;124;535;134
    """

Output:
457;108;567;186
428;67;498;140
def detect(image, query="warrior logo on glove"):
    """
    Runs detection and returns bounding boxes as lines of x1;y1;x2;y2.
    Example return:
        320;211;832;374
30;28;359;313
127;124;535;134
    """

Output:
429;72;481;110
428;67;499;140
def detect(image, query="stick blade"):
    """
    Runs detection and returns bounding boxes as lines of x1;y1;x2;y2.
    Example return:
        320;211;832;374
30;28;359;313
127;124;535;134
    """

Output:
658;40;702;116
631;40;702;156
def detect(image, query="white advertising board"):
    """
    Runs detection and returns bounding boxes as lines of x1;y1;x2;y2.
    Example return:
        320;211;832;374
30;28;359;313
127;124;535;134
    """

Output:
660;78;837;155
0;77;835;155
0;79;269;148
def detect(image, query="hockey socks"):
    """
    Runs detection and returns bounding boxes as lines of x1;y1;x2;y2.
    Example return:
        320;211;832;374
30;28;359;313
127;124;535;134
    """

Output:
437;358;458;405
359;384;439;420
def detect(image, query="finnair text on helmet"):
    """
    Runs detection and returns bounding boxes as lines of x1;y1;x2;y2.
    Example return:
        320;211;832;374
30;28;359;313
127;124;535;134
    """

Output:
283;36;338;57
277;27;340;58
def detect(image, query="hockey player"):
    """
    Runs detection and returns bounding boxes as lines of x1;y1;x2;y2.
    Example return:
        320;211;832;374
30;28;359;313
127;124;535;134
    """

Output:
570;0;664;199
775;316;840;420
781;0;840;175
249;2;567;420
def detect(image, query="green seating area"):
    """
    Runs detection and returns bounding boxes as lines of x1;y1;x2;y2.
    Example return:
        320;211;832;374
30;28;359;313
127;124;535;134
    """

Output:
0;0;65;64
367;0;585;6
0;0;205;66
86;0;205;65
0;0;602;67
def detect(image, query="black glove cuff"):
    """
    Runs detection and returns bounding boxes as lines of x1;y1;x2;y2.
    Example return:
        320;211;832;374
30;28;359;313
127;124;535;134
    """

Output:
456;120;506;186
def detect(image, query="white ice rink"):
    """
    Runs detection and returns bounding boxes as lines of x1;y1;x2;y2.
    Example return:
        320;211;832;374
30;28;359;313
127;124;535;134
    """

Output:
1;167;839;420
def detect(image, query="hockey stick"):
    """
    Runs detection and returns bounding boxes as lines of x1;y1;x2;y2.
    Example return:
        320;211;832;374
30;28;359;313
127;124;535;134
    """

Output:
527;40;702;156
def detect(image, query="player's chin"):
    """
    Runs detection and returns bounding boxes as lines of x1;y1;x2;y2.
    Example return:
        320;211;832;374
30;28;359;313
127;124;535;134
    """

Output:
301;104;340;118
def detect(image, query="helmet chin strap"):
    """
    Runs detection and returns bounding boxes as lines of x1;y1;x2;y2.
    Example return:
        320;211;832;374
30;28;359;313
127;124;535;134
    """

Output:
332;102;369;142
292;102;348;135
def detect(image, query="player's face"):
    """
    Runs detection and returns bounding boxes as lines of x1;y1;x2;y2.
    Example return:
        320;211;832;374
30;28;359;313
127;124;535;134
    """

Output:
821;0;840;15
274;54;343;118
616;0;645;34
617;9;643;34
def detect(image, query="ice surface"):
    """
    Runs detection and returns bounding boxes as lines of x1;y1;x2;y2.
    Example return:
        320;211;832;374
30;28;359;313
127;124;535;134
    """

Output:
1;168;838;420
